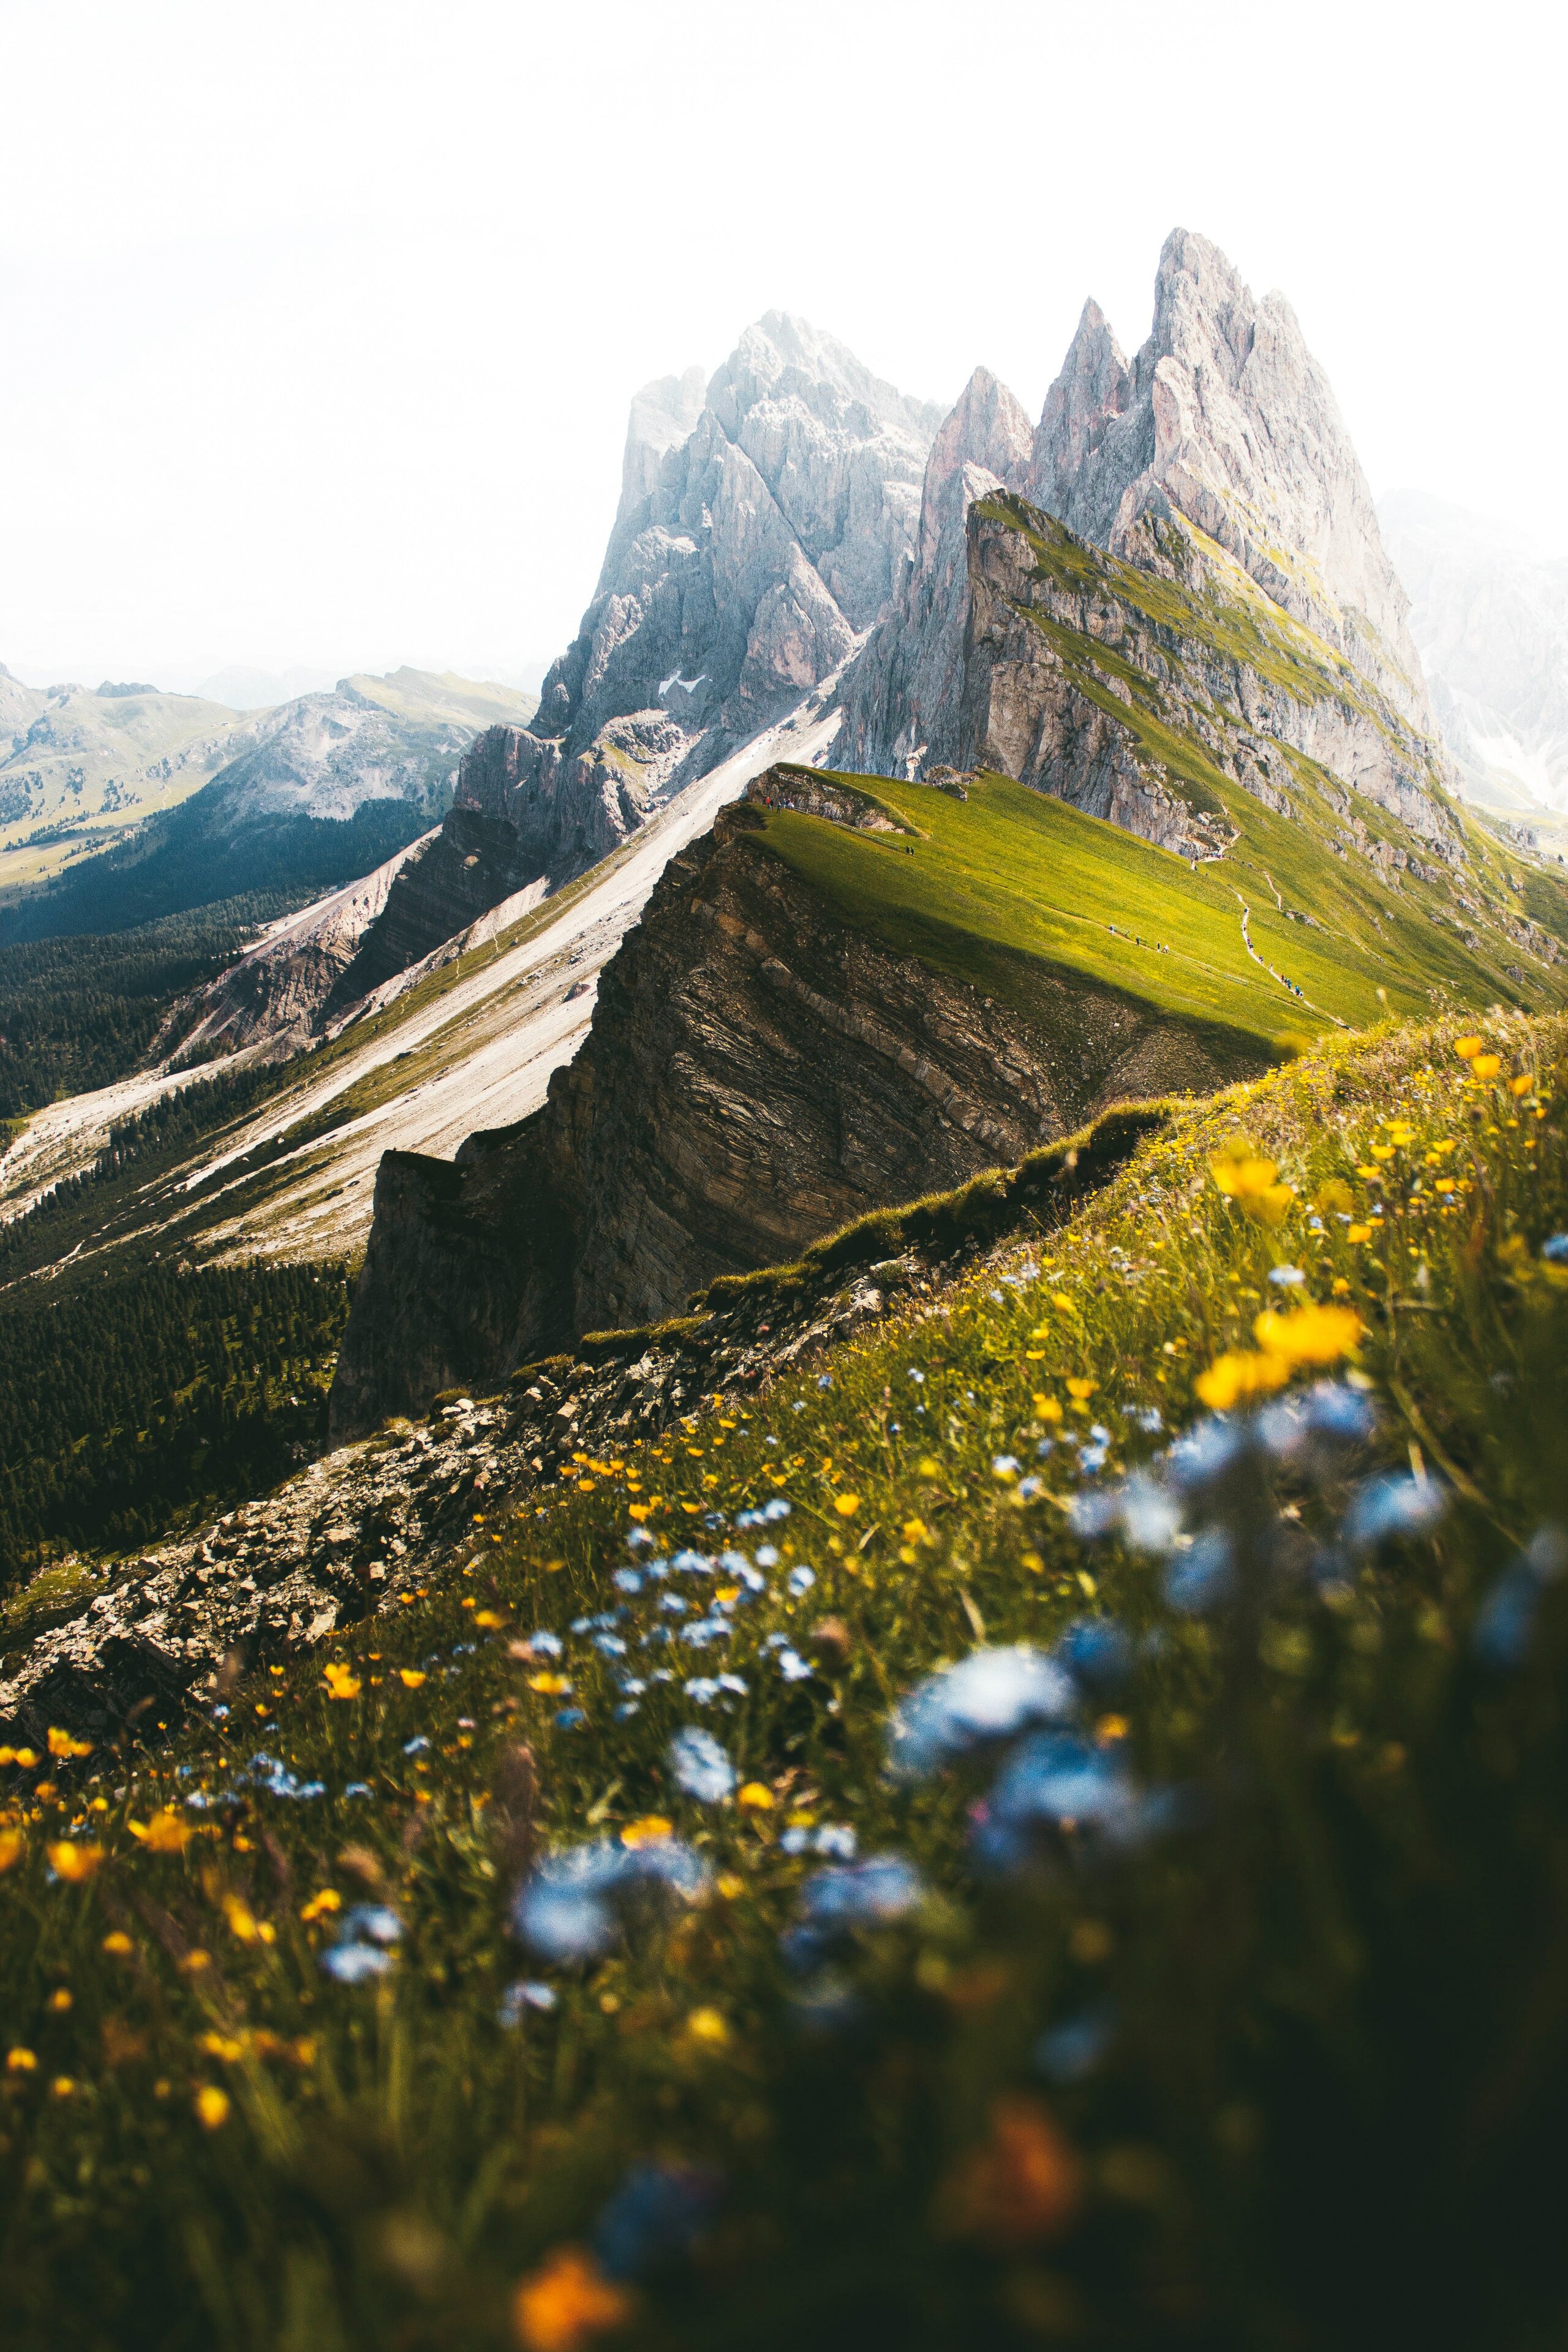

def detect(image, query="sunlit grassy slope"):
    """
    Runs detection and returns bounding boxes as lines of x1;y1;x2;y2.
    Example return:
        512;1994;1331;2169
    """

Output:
3;1013;1566;2349
752;763;1568;1052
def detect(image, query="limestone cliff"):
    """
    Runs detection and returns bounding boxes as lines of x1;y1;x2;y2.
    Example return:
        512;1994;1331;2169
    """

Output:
330;771;1249;1433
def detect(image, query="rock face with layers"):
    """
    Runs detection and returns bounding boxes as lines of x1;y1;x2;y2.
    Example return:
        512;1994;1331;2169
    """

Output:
330;771;1257;1433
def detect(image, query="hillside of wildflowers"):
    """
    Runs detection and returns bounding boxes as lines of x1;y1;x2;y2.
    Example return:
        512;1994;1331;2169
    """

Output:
1;1012;1566;2351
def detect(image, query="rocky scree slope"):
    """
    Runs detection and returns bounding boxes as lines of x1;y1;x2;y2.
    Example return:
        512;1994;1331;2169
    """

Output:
336;316;944;999
328;768;1259;1436
0;1102;1160;1747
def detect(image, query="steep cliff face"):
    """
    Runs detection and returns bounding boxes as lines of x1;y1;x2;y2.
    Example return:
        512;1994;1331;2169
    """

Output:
330;772;1247;1433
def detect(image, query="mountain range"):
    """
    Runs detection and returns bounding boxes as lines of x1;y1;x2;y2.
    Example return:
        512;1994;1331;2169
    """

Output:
4;228;1561;1448
1379;488;1568;850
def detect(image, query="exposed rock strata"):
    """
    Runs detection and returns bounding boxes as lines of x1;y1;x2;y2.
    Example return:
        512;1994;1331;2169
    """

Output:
329;775;1257;1434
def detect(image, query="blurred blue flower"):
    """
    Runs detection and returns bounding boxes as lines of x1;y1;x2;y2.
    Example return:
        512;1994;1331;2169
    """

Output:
1541;1232;1568;1263
668;1726;736;1801
763;1499;791;1520
513;1833;709;1963
498;1980;556;2026
556;1707;587;1729
776;1648;812;1682
614;1570;643;1594
787;1566;815;1597
1055;1616;1133;1694
889;1645;1077;1777
1474;1525;1568;1668
1344;1471;1447;1550
594;2161;722;2280
1268;1264;1305;1287
320;1942;394;1985
527;1631;564;1657
1035;2003;1115;2084
339;1905;402;1946
1163;1528;1235;1614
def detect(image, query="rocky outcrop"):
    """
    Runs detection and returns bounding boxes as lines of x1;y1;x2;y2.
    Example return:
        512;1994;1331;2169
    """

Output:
1031;231;1430;723
330;772;1260;1434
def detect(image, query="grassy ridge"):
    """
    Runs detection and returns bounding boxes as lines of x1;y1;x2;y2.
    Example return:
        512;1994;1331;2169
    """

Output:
1;1015;1564;2347
754;769;1568;1055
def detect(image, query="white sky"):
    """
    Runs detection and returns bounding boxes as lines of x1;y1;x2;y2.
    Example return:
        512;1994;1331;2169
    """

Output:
1;0;1559;692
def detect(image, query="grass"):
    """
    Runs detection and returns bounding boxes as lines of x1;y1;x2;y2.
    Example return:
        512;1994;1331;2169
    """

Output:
750;766;1568;1061
2;1013;1566;2348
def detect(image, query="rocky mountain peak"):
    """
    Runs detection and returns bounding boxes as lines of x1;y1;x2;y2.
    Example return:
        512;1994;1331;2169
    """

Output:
1031;227;1428;718
920;366;1034;567
614;364;707;539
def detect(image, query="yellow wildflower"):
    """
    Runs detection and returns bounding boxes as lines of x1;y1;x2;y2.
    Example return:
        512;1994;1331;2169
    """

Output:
47;1988;72;2012
1370;1143;1396;1163
1251;1303;1363;1366
1455;1035;1483;1060
527;1672;572;1695
7;2047;37;2073
51;2076;76;2100
1435;1178;1455;1194
474;1610;506;1629
511;2245;631;2352
737;1783;775;1811
1194;1351;1291;1411
1509;1074;1532;1097
322;1662;361;1701
129;1811;192;1854
47;1841;104;1883
1033;1395;1063;1422
1385;1121;1415;1146
685;2006;729;2046
398;1669;428;1689
0;1830;23;1874
834;1493;860;1517
102;1931;134;1955
620;1815;673;1849
1472;1054;1501;1080
222;1896;262;1943
46;1727;92;1759
200;2031;245;2062
1347;1224;1373;1244
1066;1378;1096;1401
195;2084;231;2130
300;1889;342;1923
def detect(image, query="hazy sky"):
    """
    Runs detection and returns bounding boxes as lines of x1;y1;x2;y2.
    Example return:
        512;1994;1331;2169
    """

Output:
1;0;1558;691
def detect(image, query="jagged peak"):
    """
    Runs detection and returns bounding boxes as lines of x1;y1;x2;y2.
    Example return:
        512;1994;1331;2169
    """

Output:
707;310;944;445
615;364;707;529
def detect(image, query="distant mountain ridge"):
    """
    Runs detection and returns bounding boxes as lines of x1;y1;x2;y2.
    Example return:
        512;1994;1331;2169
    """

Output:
1380;489;1568;841
0;666;536;946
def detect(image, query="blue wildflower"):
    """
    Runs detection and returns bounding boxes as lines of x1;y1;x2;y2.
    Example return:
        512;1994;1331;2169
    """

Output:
1035;2003;1115;2084
889;1645;1077;1777
498;1980;557;2026
1344;1471;1447;1550
320;1942;394;1985
787;1566;815;1597
667;1726;736;1801
1474;1525;1568;1668
776;1648;812;1683
1541;1233;1568;1263
594;2161;722;2280
1268;1264;1305;1287
1163;1528;1236;1614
